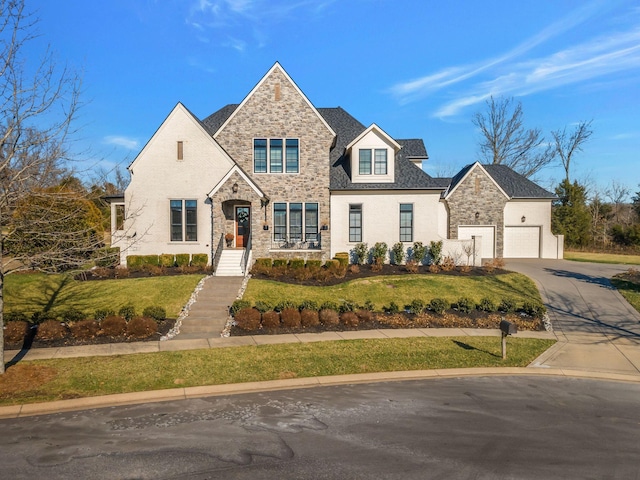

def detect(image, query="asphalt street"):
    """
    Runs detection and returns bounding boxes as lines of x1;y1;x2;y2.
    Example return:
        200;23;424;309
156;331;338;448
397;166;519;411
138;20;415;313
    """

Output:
1;376;639;479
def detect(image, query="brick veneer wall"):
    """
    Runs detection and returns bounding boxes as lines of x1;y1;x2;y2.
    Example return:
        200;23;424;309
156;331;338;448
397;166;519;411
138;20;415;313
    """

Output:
214;67;334;262
446;166;508;257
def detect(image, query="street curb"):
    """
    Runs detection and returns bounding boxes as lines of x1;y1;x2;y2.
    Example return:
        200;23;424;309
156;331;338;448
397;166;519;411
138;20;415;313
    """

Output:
2;367;640;419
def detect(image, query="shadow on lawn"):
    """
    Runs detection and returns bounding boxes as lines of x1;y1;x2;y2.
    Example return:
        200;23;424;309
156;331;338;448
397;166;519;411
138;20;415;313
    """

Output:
452;340;500;358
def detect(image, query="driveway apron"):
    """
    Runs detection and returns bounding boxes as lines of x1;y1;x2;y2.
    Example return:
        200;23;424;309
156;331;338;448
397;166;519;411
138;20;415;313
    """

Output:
507;259;640;375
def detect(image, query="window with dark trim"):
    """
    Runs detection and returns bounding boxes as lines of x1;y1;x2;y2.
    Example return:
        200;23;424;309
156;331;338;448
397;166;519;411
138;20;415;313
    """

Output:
374;149;387;175
305;203;318;241
170;200;197;242
399;203;413;242
274;203;287;240
273;202;318;241
359;149;371;175
254;138;299;173
349;204;362;242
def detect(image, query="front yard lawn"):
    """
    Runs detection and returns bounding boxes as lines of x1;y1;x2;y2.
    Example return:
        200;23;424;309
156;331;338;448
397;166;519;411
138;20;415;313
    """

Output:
1;337;555;406
612;269;640;314
565;251;640;265
4;273;205;319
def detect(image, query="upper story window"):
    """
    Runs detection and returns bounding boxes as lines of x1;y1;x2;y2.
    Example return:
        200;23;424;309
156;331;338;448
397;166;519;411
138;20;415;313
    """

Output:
254;138;299;174
358;148;387;175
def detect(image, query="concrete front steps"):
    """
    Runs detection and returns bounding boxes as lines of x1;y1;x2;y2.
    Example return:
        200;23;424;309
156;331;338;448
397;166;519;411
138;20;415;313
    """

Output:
215;249;245;276
176;276;244;338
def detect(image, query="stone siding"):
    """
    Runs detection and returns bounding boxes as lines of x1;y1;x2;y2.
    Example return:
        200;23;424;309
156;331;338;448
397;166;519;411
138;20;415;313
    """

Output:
214;66;334;263
446;166;508;257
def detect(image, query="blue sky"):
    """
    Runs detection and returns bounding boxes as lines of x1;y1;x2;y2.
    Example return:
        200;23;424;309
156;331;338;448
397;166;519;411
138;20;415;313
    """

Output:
26;0;640;197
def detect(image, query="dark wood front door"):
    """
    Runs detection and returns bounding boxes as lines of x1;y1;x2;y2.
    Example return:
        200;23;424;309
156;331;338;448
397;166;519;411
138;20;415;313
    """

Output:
235;206;250;248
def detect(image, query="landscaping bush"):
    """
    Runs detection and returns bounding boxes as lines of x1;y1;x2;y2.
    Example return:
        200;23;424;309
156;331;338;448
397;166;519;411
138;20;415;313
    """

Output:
306;259;322;269
372;242;388;265
327;261;347;278
159;254;175;267
100;315;128;336
362;300;375;311
334;252;349;267
234;308;261;331
35;320;68;341
118;304;137;321
4;320;29;344
319;301;339;312
319;308;340;326
231;299;252;316
289;258;305;269
428;298;449;314
254;258;273;268
478;297;498;312
353;242;369;265
391;242;405;265
191;253;208;267
127;316;158;339
300;309;320;327
385;301;400;314
274;300;297;312
175;254;190;267
405;260;419;273
281;308;301;328
94;308;116;322
143;305;167;321
499;298;517;314
127;255;159;269
140;264;164;275
340;311;359;327
61;307;86;323
324;259;339;270
440;256;455;271
254;300;273;313
355;309;372;322
428;263;440;273
69;319;100;340
273;259;288;268
412;242;427;264
299;300;319;312
409;299;426;314
339;299;358;313
455;297;474;314
348;264;360;274
261;310;280;329
95;247;120;268
522;301;547;318
428;240;443;265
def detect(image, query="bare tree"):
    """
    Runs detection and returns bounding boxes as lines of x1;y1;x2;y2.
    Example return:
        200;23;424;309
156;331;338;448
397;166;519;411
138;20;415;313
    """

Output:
472;96;556;178
0;0;86;373
552;120;593;182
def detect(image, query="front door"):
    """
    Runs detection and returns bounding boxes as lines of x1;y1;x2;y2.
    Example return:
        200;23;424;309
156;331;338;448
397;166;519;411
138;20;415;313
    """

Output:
235;206;250;248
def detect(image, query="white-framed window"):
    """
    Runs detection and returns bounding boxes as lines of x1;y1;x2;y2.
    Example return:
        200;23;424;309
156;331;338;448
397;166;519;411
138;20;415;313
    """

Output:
358;148;388;175
170;199;197;242
273;202;318;241
399;203;413;242
254;138;299;173
349;204;362;242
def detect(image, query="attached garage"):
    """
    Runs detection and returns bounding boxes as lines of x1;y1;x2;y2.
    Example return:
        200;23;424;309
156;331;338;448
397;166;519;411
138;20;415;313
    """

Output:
504;226;541;258
458;225;495;259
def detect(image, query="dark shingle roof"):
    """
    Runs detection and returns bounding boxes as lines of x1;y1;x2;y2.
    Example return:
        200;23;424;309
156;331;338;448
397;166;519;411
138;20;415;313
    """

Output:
202;104;238;135
483;164;556;199
317;107;444;191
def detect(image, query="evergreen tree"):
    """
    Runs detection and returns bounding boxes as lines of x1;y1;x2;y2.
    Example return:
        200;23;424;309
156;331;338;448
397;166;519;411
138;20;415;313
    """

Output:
552;180;592;247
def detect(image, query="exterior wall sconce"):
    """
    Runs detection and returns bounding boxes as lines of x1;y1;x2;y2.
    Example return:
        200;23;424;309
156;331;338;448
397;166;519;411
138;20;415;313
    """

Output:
232;183;238;193
521;215;526;223
475;212;480;220
321;224;329;230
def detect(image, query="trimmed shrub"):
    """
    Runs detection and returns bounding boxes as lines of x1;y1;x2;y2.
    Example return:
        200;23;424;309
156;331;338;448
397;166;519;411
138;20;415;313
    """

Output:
440;256;455;271
428;240;443;265
100;315;127;336
175;254;190;267
234;307;261;331
5;311;29;323
340;311;359;327
127;316;158;339
339;300;358;314
428;263;441;273
391;242;405;265
35;320;68;341
319;301;339;312
319;308;339;326
95;247;120;268
324;259;339;270
385;301;400;314
455;297;474;314
300;309;320;327
334;252;349;267
4;321;29;344
299;300;319;312
363;300;375;311
522;301;547;318
94;308;116;322
355;309;372;322
254;300;273;313
230;299;251;316
289;258;305;269
127;255;159;269
261;310;281;329
348;264;360;274
499;298;517;314
281;308;301;328
254;258;273;268
191;253;208;267
428;298;449;315
327;261;347;278
143;306;167;321
273;259;288;268
118;304;137;321
405;259;419;273
478;297;497;312
409;299;426;314
412;242;427;264
69;319;100;339
159;254;175;267
353;242;369;265
306;259;322;269
61;307;86;323
275;300;297;312
372;242;388;265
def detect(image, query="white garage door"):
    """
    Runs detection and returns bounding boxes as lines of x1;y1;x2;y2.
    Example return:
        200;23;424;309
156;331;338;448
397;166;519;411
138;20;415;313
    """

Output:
504;226;541;258
458;226;495;259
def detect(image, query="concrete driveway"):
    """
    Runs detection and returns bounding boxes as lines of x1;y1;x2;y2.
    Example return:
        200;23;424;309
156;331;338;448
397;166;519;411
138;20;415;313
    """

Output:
506;259;640;375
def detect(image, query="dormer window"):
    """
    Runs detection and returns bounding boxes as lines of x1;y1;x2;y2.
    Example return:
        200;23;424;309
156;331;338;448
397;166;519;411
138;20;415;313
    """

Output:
374;149;387;174
358;149;387;175
348;124;399;184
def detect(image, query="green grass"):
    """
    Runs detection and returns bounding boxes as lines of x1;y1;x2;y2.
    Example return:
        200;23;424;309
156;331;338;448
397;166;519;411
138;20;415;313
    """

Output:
1;337;555;406
612;278;640;314
565;251;640;265
4;273;205;318
243;272;541;310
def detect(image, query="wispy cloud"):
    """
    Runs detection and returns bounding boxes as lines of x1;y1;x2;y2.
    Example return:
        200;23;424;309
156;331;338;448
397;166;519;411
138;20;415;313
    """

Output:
389;2;640;118
104;136;139;150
